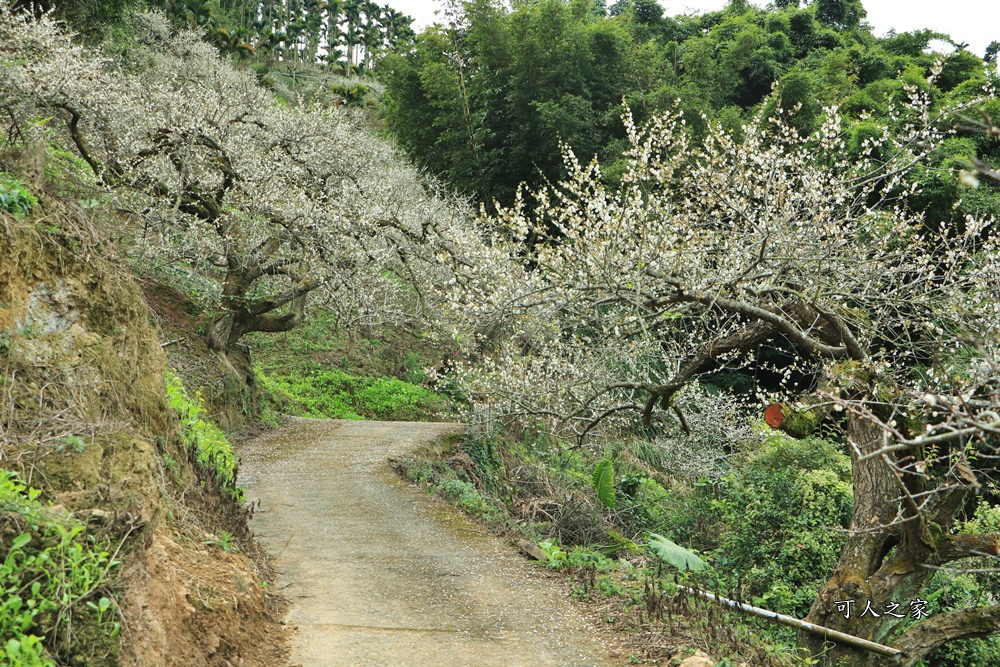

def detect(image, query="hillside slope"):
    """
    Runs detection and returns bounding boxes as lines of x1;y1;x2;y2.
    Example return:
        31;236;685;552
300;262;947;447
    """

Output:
0;210;285;666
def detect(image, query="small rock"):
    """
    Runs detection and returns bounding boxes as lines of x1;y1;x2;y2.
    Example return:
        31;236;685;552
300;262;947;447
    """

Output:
677;650;715;667
516;538;549;562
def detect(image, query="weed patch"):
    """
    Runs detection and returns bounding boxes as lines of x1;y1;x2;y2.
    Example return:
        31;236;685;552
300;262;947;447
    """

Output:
0;471;119;666
164;370;243;502
0;173;37;217
258;366;443;421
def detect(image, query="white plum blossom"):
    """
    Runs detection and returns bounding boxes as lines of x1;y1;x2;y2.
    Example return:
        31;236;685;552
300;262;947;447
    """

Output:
0;6;479;355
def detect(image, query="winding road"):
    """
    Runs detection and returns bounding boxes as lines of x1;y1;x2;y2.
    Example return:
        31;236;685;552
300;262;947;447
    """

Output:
238;419;620;667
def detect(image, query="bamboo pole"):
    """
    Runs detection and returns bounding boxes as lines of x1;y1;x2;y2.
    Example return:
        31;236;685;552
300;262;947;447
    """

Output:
679;587;904;660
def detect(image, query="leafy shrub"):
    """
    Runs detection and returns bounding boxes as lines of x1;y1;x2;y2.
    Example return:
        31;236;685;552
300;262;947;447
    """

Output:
462;432;504;492
537;540;569;568
651;435;852;620
918;500;1000;666
0;174;37;218
717;436;853;617
402;350;426;385
0;471;117;667
329;82;373;107
434;478;502;522
164;370;243;501
615;474;673;533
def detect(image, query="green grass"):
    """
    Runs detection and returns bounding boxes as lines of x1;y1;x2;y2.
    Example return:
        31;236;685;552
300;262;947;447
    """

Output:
258;365;443;421
241;307;452;424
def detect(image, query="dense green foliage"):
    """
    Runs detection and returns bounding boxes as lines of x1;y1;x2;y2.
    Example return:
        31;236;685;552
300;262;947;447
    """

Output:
383;0;1000;218
921;502;1000;666
164;370;244;501
715;437;853;618
0;174;37;218
12;0;139;39
26;0;415;67
0;471;118;667
244;309;448;422
383;0;634;205
152;0;415;71
258;366;443;421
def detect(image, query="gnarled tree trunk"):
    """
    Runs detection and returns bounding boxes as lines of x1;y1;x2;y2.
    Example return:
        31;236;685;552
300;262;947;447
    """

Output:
799;413;999;666
205;261;317;400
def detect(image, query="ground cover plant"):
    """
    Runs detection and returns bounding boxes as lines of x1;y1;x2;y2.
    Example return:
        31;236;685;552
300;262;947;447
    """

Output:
164;370;243;501
0;471;119;667
246;309;451;422
258;366;443;421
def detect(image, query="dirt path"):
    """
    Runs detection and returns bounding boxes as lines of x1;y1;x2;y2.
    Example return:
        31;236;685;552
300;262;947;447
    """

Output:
238;419;621;667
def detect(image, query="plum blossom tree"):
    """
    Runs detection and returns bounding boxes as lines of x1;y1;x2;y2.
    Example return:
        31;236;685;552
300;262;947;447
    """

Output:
446;84;999;662
0;6;475;380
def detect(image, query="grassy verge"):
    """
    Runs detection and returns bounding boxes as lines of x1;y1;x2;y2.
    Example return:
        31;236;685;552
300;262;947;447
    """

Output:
164;370;243;502
247;310;451;424
257;365;443;422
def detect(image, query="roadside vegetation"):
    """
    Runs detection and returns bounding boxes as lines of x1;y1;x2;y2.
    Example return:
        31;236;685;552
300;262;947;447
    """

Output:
247;312;448;423
0;471;119;667
1;0;999;665
396;426;1000;665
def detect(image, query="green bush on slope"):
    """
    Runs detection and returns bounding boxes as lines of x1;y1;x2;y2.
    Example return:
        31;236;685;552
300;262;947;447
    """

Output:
164;370;243;501
0;174;37;218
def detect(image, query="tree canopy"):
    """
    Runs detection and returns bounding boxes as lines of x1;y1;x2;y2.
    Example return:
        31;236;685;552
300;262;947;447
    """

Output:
382;0;1000;226
0;6;475;377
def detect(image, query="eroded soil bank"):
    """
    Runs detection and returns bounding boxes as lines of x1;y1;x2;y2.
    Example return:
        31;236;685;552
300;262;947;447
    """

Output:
238;419;621;667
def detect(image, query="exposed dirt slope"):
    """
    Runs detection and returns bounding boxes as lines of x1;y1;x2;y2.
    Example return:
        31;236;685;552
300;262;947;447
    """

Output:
239;419;622;667
0;215;285;666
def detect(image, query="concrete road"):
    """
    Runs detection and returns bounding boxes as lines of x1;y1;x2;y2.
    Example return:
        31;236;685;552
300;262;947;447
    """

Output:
238;419;620;667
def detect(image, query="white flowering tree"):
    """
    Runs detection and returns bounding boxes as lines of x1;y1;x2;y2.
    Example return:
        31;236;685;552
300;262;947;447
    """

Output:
0;7;474;380
448;87;1000;662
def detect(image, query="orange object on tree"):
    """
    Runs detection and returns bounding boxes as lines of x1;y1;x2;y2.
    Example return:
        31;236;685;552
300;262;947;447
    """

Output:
764;402;784;429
